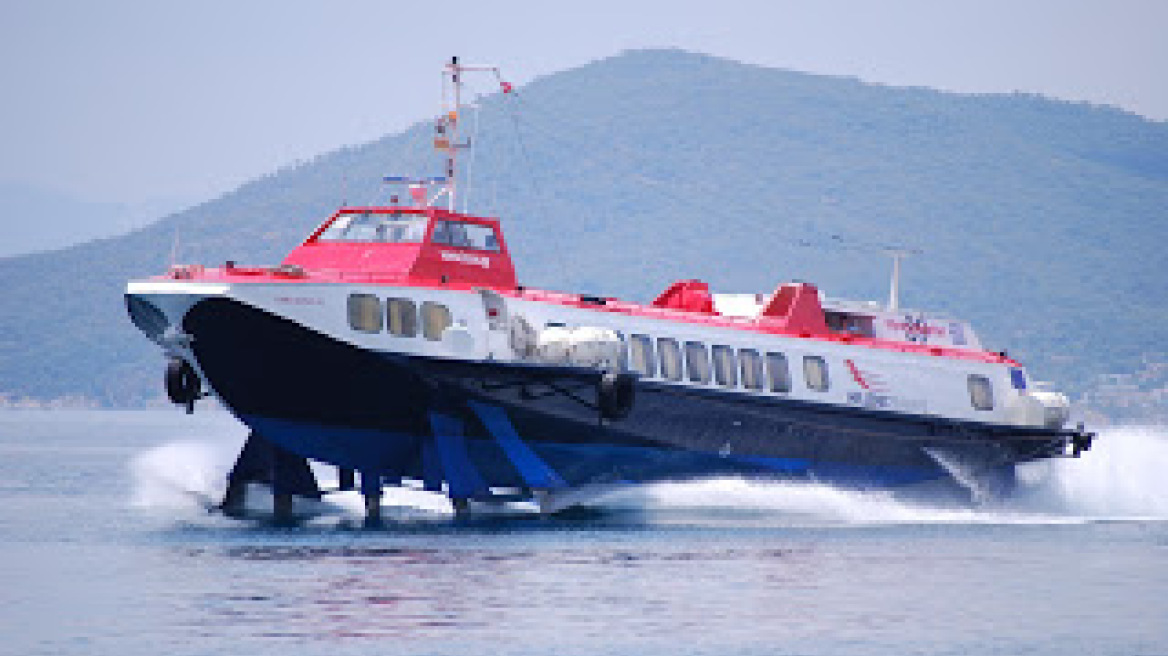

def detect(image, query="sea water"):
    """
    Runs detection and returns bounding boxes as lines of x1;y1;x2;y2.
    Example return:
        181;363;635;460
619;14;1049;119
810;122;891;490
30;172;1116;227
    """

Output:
0;410;1165;656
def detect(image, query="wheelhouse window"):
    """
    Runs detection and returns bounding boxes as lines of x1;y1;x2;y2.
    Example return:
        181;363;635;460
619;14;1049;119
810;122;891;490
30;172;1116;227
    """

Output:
347;294;383;333
711;345;737;388
766;352;791;393
421;302;452;341
386;298;417;337
685;341;711;384
969;375;994;411
658;338;683;381
739;349;764;390
803;355;830;392
318;212;428;243
629;334;656;377
431;220;500;252
825;311;875;337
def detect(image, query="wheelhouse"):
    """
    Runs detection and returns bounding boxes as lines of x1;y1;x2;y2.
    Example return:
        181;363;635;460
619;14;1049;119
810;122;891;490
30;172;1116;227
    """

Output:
283;206;518;289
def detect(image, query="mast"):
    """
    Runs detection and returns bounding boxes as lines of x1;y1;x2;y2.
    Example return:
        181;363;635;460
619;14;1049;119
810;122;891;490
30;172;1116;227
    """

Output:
435;56;510;212
884;247;919;312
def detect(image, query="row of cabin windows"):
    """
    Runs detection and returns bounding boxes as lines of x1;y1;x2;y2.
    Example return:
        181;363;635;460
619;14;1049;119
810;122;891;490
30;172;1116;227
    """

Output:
626;334;828;394
347;294;452;341
351;293;996;412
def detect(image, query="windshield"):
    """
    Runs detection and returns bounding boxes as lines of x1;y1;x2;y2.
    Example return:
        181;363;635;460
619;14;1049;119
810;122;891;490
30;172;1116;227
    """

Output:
431;220;500;252
316;213;428;243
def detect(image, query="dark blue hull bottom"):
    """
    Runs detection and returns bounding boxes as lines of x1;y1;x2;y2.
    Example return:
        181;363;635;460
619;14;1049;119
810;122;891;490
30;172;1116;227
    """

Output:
179;298;1079;502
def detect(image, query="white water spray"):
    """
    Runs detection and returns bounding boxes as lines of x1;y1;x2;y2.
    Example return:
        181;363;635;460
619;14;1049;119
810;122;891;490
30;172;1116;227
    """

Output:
597;425;1168;525
1011;425;1168;518
129;425;1168;525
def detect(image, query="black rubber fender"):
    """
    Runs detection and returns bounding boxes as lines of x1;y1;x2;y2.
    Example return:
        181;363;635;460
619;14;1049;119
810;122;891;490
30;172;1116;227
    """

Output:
598;371;635;420
165;358;201;407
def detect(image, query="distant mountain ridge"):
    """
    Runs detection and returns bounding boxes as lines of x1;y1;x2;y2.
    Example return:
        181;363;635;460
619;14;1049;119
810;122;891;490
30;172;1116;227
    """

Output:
1;49;1164;414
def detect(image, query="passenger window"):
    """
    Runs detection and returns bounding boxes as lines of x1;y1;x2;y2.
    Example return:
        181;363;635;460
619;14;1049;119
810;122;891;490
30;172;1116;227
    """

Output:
766;352;791;393
347;294;383;333
712;345;737;388
658;338;683;381
803;356;830;392
685;341;711;384
629;334;656;377
969;375;994;411
739;349;764;390
386;298;417;337
421;302;452;341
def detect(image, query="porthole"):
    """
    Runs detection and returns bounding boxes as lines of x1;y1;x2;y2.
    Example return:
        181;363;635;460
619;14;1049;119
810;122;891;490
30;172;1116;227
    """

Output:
386;298;417;337
421;302;452;341
347;294;383;333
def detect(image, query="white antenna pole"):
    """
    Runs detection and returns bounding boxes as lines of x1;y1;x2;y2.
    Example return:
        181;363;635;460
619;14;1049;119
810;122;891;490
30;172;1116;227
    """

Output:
885;247;921;311
888;251;903;311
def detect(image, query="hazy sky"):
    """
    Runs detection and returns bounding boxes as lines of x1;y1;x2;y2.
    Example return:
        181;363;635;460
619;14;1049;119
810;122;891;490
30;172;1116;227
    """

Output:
2;0;1165;207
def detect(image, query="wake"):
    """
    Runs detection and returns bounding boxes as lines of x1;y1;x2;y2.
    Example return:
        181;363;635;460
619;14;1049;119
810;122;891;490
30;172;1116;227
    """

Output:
128;425;1168;526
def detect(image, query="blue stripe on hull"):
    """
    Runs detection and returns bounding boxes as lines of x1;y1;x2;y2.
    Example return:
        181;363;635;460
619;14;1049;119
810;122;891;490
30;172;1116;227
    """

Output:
239;412;939;491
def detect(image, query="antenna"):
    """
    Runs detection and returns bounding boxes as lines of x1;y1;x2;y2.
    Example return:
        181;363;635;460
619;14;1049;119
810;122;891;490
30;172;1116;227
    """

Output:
435;56;511;212
884;247;922;311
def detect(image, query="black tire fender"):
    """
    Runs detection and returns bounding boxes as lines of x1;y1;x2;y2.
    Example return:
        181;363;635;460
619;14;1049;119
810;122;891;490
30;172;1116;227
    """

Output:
165;358;201;406
598;371;635;420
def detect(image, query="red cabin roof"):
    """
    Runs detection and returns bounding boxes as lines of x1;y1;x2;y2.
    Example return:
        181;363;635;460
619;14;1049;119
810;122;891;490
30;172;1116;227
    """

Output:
281;206;518;289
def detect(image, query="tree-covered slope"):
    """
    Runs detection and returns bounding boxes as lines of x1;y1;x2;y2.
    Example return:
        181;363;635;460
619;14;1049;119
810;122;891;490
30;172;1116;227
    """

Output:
1;49;1164;408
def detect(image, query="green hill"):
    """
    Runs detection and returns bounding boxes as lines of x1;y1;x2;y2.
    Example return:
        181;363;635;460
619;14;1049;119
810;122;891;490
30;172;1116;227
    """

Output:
1;49;1165;414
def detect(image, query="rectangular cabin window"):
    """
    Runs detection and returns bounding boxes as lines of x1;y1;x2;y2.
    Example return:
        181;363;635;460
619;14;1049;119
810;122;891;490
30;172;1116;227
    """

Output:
766;352;792;393
803;355;830;392
629;334;656;377
825;311;875;337
658;338;683;381
318;212;428;243
347;294;383;333
386;298;417;337
421;302;452;341
711;345;738;388
739;349;764;390
431;221;500;252
685;341;712;384
969;375;994;411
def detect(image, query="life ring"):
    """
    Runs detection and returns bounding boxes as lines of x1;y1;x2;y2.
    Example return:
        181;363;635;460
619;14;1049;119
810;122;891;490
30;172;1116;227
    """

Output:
598;372;635;420
165;358;201;406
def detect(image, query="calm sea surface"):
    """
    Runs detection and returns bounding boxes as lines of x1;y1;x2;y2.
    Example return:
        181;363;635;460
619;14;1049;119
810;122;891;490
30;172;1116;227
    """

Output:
1;410;1165;656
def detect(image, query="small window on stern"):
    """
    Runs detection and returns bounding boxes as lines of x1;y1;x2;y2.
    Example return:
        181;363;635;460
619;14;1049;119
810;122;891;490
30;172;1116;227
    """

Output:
969;375;994;411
